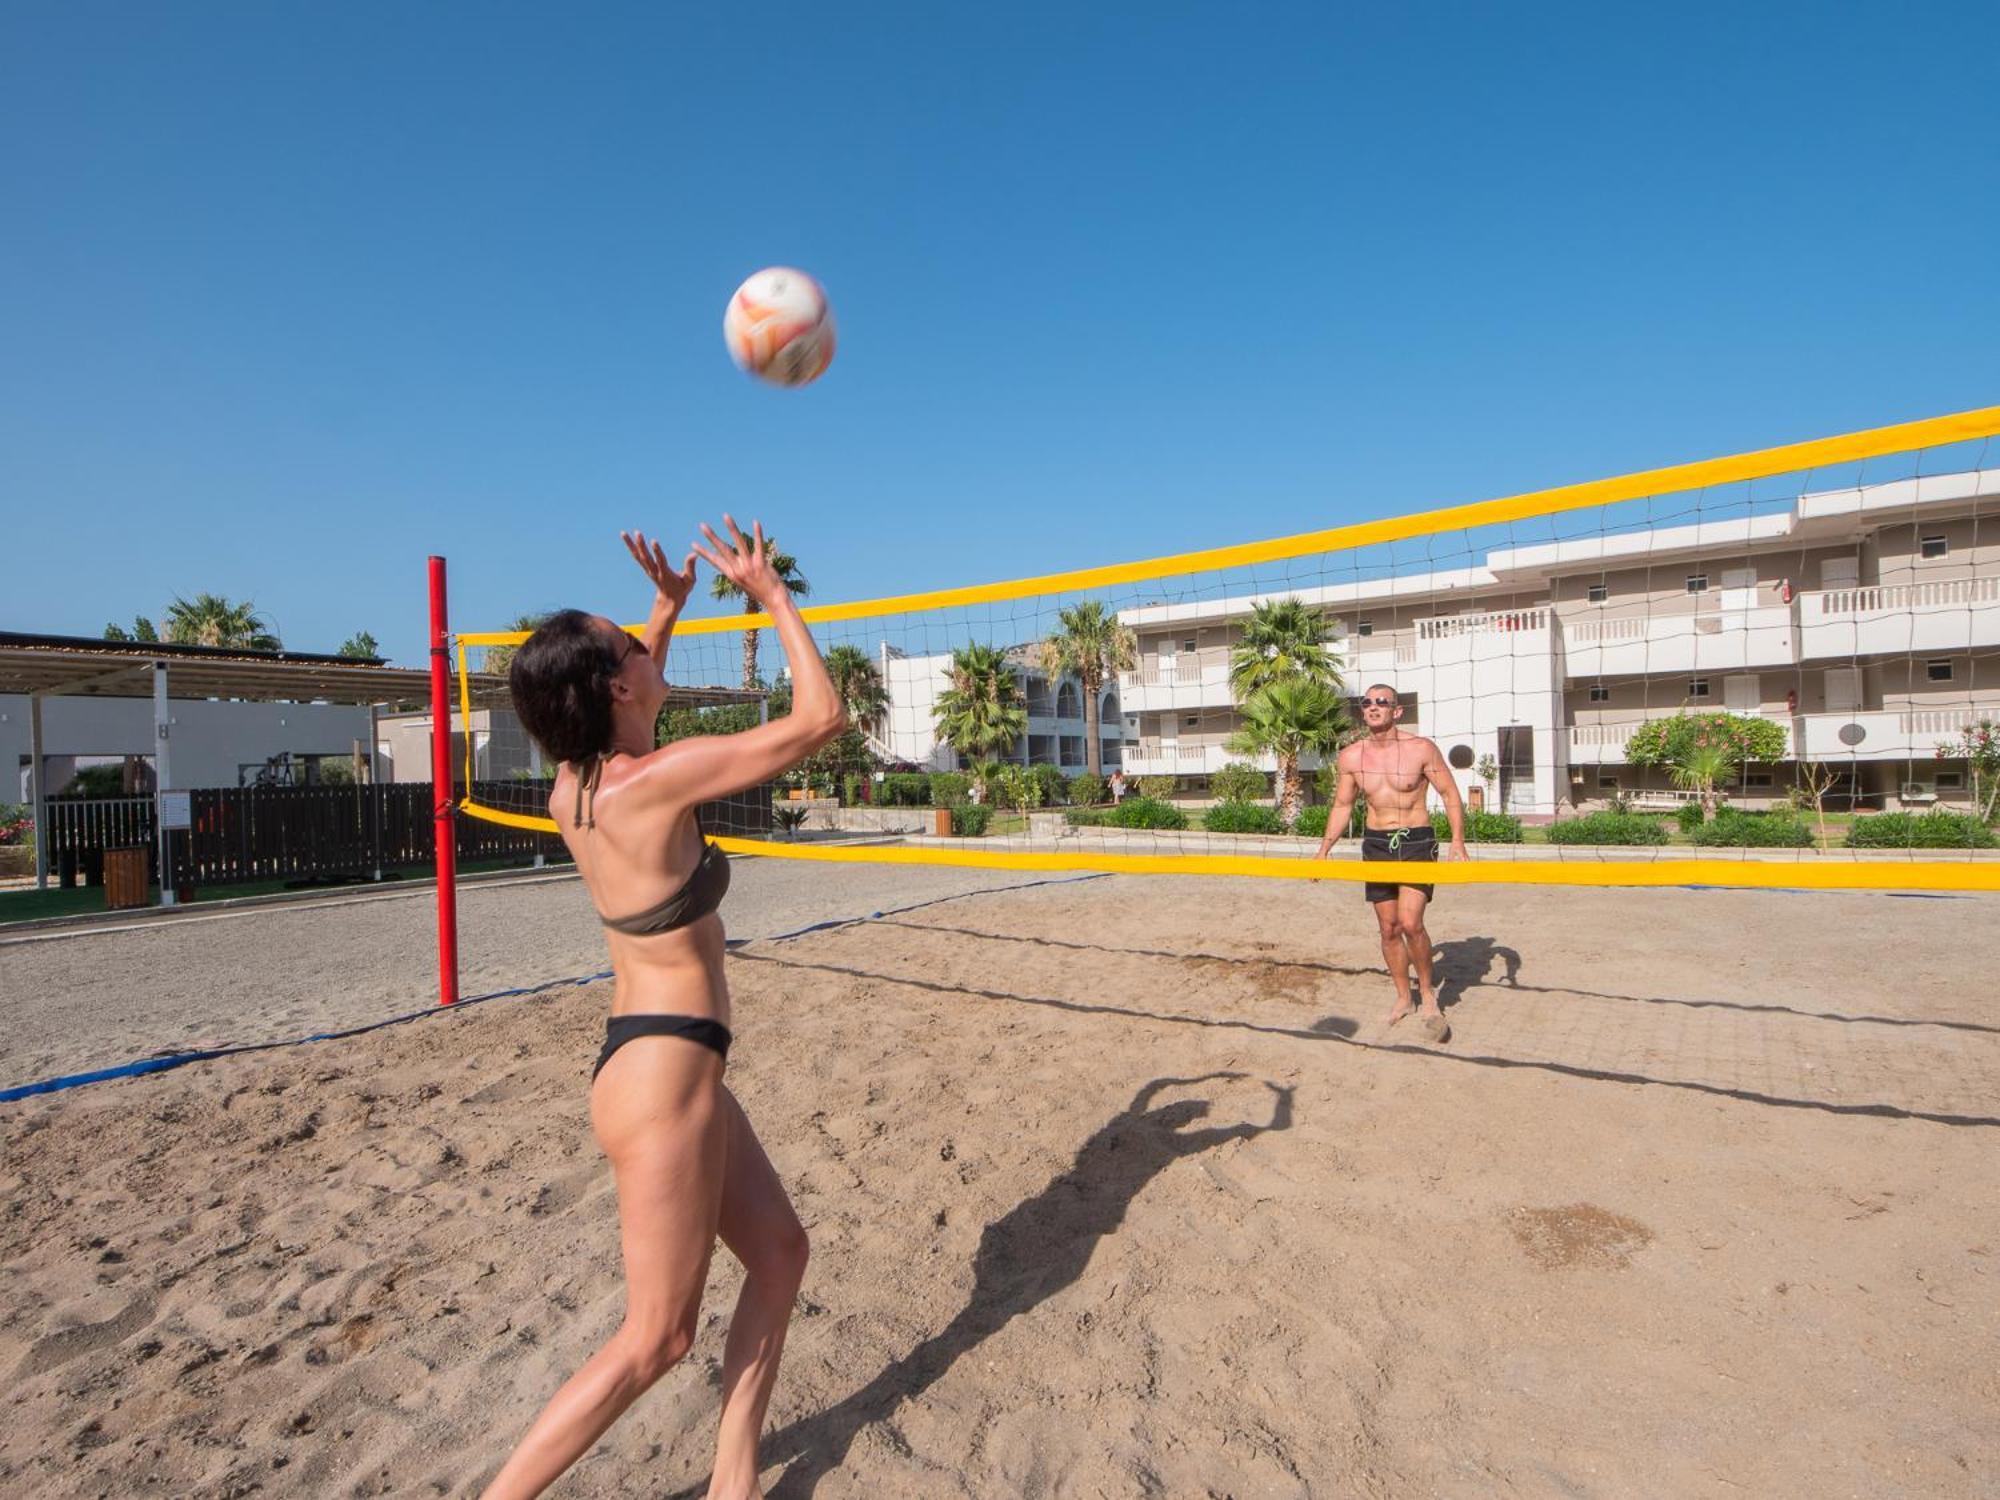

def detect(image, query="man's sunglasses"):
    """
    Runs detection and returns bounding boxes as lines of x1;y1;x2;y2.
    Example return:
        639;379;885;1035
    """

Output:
1360;695;1397;708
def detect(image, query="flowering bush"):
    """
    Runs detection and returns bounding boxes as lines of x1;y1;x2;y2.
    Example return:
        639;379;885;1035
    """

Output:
1934;720;2000;822
0;804;32;847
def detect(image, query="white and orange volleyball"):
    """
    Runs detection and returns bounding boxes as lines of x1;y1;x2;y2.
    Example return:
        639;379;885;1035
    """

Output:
722;267;836;387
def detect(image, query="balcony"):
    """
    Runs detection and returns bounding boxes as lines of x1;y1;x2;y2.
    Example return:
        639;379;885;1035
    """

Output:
1123;742;1308;777
1794;707;1996;762
1412;607;1552;659
1119;654;1232;713
1796;576;2000;661
1561;606;1795;678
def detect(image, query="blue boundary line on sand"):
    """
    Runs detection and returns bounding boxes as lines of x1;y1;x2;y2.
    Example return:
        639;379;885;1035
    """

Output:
0;873;1107;1104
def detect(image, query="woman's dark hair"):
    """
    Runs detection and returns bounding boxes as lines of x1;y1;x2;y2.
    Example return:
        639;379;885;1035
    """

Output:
509;609;620;765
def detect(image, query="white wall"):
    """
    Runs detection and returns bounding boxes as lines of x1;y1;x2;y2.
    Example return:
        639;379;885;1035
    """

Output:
1;694;373;797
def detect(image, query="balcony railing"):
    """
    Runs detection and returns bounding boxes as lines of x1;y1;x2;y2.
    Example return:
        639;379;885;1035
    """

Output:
1416;607;1549;640
1813;576;2000;617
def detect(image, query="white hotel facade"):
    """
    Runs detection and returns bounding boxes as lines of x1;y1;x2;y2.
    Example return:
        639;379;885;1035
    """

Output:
880;469;1999;815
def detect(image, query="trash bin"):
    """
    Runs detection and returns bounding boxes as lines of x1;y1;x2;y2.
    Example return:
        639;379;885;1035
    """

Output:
104;846;150;910
933;808;952;836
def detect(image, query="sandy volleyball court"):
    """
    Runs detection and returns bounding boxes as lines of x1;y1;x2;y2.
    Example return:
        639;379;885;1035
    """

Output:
2;870;1995;1497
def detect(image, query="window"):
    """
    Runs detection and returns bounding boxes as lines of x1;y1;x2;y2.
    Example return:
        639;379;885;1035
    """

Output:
1936;770;1965;789
1356;620;1374;637
1927;659;1954;683
1180;638;1197;654
1598;775;1620;790
1586;583;1608;604
1921;534;1949;560
1183;714;1200;728
1686;573;1708;594
1688;678;1711;698
1588;685;1611;703
1744;770;1773;789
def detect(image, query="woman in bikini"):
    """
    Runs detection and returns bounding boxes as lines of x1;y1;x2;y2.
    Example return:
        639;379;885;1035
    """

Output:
481;517;845;1500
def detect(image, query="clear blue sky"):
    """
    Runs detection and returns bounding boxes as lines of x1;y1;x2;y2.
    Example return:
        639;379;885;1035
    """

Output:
4;2;1995;666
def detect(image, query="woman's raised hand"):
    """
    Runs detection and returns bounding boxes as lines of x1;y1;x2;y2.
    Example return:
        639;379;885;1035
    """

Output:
691;516;786;607
621;530;698;612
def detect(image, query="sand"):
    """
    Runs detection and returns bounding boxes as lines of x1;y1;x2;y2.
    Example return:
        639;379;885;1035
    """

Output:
2;870;1996;1498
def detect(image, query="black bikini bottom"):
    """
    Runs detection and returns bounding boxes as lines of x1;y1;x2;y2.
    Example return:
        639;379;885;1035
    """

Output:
593;1014;733;1082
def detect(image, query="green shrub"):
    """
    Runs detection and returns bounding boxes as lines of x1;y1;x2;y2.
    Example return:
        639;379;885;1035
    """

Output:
1691;809;1813;847
929;772;971;808
1291;805;1330;839
1676;802;1706;834
1202;801;1286;834
1209;761;1269;804
1137;775;1178;801
840;773;867;806
1030;763;1069;807
1431;810;1524;844
1064;807;1110;827
1069;773;1106;807
878;772;932;807
1845;810;1998;849
1108;796;1187;830
950;803;992;836
1545;811;1670;845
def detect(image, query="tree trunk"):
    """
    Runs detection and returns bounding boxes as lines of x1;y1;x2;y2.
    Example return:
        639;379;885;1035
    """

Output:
1082;668;1102;778
741;598;759;690
1277;753;1303;825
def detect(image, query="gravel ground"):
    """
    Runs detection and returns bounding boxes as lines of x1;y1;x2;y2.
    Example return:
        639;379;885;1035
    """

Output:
0;858;1088;1088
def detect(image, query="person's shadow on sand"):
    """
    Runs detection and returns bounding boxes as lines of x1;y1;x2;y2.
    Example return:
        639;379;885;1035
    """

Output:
749;1073;1295;1498
1433;935;1521;1011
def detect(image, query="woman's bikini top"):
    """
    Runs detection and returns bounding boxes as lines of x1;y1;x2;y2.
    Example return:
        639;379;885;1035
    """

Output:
573;756;732;935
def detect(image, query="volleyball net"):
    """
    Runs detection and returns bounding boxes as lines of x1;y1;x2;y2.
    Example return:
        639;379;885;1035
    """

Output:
454;404;2000;893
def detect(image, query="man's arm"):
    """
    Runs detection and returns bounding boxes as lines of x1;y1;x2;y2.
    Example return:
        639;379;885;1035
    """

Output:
1422;738;1469;858
1315;755;1360;859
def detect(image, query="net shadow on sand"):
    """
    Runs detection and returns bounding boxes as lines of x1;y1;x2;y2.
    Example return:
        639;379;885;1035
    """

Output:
731;945;2000;1131
869;919;2000;1038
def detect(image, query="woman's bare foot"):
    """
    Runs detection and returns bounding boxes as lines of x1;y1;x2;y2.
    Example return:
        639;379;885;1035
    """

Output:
1385;999;1415;1027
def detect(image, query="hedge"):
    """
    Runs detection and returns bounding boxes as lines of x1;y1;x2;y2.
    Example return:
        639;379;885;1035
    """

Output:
950;804;993;836
1545;811;1670;845
1202;802;1286;834
1690;809;1814;847
1845;810;1997;849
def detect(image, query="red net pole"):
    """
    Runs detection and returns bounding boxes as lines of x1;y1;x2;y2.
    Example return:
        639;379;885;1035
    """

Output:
428;555;460;1007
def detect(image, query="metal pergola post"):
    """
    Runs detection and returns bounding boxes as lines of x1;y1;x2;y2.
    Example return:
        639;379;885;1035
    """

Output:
154;662;174;906
29;692;48;891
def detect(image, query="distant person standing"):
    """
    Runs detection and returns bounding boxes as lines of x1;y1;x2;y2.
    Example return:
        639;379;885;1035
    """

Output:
1109;770;1128;805
1313;684;1467;1041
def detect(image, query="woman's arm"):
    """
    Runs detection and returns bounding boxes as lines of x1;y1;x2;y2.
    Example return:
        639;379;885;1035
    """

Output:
621;530;698;669
632;517;846;809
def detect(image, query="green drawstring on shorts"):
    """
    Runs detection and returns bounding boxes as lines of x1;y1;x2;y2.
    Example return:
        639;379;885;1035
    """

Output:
1385;829;1408;851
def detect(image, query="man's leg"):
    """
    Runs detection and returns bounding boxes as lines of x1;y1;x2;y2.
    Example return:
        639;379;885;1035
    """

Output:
1399;885;1442;1017
1373;897;1414;1023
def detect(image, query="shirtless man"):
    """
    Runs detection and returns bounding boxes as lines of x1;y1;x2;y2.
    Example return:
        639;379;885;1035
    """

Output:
1313;684;1468;1036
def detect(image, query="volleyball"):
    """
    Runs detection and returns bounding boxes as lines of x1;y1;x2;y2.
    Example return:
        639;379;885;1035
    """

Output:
722;267;836;387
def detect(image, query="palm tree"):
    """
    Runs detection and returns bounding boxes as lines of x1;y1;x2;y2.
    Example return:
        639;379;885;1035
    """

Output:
932;642;1027;769
709;536;809;688
1228;597;1341;700
1670;739;1740;818
483;612;551;677
1226;678;1349;824
163;593;281;650
825;645;889;733
1038;601;1137;778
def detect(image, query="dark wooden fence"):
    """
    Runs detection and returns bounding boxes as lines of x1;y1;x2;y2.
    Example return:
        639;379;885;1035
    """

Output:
39;781;772;891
